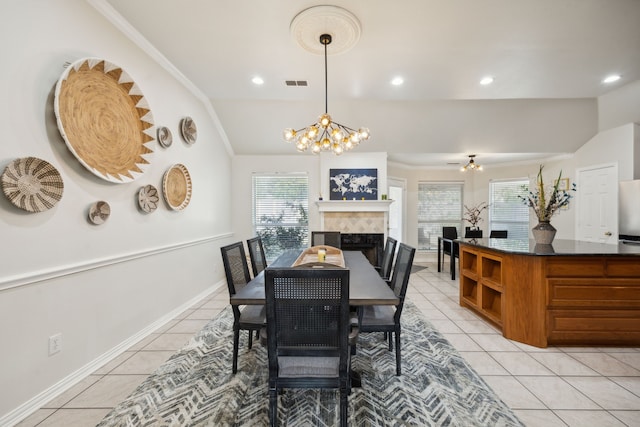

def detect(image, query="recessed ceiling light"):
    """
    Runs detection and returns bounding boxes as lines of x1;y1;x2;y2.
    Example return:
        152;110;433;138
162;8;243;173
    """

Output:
391;76;404;86
602;74;621;84
480;76;494;85
252;76;264;85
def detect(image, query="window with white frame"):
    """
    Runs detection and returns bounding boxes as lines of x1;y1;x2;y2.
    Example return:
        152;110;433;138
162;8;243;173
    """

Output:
489;179;530;240
417;182;463;250
252;173;309;261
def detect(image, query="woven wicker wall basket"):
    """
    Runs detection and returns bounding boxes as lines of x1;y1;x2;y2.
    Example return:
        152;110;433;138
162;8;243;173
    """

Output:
54;58;155;183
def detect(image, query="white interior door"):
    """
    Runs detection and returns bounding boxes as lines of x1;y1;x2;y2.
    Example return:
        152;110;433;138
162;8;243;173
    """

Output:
576;163;618;244
387;177;405;243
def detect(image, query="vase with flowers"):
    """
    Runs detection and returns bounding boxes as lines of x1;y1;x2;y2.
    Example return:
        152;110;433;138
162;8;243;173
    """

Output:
519;164;576;244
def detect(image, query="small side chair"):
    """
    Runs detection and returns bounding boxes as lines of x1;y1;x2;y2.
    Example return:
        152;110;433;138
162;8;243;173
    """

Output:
220;242;266;374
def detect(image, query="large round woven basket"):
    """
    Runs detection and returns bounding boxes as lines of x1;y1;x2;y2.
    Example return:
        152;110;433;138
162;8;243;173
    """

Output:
54;58;155;183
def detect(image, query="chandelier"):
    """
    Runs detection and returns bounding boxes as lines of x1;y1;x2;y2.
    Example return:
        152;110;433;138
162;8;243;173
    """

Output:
283;33;370;155
461;155;483;172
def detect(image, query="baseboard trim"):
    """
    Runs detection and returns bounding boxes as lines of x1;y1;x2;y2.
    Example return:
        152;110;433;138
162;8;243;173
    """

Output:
0;281;224;427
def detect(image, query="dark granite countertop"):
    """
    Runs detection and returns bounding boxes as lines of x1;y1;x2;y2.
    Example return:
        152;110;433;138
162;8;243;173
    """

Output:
456;238;640;256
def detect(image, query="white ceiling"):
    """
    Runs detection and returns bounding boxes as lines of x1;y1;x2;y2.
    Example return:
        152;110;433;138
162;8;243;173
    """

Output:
102;0;640;167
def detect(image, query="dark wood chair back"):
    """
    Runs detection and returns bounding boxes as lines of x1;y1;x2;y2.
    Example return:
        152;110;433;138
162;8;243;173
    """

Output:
378;236;398;280
490;230;508;238
465;227;483;238
311;231;341;248
220;242;251;295
442;226;458;256
247;236;267;277
389;243;416;320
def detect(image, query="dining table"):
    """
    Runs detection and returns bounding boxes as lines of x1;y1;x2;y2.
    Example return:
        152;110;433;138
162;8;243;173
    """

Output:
231;249;398;387
231;249;399;306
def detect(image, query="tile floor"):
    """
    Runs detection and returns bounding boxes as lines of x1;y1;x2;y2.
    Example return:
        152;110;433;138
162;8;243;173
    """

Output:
16;260;640;427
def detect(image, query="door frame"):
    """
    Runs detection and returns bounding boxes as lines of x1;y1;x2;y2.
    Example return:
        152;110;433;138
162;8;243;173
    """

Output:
387;176;407;243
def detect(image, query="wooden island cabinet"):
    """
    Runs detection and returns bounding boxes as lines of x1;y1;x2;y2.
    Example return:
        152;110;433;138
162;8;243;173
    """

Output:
458;238;640;348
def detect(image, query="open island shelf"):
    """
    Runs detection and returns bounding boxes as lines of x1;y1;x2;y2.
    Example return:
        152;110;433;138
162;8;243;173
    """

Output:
458;238;640;348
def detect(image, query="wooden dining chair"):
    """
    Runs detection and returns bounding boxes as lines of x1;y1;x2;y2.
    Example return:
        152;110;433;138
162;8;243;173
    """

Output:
246;236;267;277
220;242;266;374
375;236;397;281
311;231;341;248
265;266;354;427
360;243;416;376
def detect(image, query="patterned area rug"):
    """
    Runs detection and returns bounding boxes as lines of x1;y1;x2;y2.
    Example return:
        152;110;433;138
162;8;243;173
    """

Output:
98;303;523;426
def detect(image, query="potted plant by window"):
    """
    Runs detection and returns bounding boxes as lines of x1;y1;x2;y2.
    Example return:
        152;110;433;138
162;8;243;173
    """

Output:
463;202;488;234
519;165;576;245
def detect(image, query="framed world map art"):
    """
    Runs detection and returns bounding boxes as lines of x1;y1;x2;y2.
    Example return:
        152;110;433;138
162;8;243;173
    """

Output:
329;168;378;200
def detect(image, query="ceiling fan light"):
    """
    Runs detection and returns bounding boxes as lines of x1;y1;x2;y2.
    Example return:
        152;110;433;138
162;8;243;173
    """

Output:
461;154;482;172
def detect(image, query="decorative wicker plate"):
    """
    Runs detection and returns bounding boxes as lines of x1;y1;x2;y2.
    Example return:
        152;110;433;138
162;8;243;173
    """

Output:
88;201;110;225
157;126;172;148
1;157;64;212
180;117;197;144
138;184;160;213
54;58;155;183
162;164;192;210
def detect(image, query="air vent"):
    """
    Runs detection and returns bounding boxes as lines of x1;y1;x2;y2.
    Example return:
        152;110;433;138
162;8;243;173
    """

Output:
285;80;308;86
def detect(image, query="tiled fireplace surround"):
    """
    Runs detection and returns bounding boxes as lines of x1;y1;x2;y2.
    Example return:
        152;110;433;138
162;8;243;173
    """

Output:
317;200;392;267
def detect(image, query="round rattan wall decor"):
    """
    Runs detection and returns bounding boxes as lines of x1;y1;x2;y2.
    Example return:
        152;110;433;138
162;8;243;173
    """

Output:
1;157;64;212
138;184;160;213
157;126;173;148
180;117;197;144
162;164;192;210
54;58;155;183
88;201;111;225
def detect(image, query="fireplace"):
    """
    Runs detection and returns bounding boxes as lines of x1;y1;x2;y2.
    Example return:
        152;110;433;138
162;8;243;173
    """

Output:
341;233;384;267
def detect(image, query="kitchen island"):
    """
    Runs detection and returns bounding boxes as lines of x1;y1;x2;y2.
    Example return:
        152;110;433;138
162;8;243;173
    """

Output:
458;238;640;348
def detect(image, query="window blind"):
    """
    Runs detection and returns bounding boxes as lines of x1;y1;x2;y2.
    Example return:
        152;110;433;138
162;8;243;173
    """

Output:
252;174;309;261
417;182;463;250
489;179;530;240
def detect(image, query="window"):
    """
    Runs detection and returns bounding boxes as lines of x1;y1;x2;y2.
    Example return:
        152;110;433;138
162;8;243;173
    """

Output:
252;173;309;261
417;182;463;250
489;179;530;240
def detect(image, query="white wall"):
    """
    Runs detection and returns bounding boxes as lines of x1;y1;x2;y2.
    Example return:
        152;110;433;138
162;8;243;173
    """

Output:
231;152;389;243
598;80;640;133
574;123;637;181
0;1;232;422
231;155;322;242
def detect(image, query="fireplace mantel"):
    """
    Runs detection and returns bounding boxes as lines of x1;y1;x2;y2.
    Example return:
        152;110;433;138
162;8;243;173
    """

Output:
315;200;393;213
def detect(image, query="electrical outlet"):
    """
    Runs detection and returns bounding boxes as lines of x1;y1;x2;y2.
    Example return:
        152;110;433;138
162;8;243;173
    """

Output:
49;333;62;356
